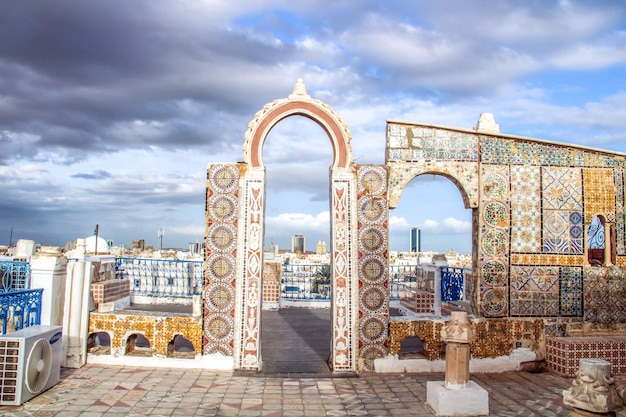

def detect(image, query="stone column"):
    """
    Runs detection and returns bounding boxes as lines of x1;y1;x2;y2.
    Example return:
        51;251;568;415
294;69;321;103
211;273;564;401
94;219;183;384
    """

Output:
563;358;623;416
426;311;489;416
441;311;475;388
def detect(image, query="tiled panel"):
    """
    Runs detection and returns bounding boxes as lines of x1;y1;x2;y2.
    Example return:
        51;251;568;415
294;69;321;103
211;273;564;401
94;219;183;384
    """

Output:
356;165;389;371
204;163;240;358
479;164;510;317
584;266;626;324
615;169;625;255
542;167;583;211
559;267;583;317
510;266;559;316
583;168;616;224
387;124;479;162
510;165;541;252
542;210;583;254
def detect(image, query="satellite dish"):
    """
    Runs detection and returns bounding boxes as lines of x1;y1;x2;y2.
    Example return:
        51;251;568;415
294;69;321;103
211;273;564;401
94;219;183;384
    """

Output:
25;338;52;394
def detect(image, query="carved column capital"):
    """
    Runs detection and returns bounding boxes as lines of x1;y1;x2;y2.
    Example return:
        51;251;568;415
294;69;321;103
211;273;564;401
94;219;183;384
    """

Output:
563;358;623;414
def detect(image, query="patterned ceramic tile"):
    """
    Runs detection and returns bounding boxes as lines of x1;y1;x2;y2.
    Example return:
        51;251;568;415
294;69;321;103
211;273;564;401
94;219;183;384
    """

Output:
510;266;560;316
542;210;583;254
511;165;541;252
583;168;616;223
615;169;625;255
559;267;582;317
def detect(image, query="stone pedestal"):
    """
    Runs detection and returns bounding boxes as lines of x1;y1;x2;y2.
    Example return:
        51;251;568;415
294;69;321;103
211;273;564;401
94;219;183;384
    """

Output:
427;311;489;416
427;380;489;416
445;342;471;388
563;358;623;415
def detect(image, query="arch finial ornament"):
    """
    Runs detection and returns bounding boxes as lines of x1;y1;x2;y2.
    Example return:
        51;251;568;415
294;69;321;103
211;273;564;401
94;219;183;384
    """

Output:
242;79;353;170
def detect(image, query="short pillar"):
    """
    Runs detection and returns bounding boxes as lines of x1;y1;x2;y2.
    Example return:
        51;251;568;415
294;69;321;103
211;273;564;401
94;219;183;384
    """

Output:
563;358;623;416
30;246;67;326
427;311;489;416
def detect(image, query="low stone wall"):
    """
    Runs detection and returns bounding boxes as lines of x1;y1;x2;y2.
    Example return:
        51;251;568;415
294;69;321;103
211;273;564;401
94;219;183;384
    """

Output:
88;311;203;357
546;336;626;377
389;318;544;360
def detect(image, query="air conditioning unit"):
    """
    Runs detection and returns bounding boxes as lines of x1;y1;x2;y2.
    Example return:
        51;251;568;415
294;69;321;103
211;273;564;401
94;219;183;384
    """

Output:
0;325;63;405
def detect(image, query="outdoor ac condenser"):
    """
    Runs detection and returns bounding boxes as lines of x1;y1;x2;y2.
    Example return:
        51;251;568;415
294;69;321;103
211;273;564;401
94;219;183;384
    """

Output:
0;325;63;405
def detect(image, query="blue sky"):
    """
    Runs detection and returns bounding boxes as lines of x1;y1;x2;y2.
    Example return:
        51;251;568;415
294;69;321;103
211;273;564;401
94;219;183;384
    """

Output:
1;0;625;254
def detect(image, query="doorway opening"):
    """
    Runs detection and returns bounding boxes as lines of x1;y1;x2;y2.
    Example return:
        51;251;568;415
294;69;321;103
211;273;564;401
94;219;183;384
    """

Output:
389;174;472;317
260;116;333;373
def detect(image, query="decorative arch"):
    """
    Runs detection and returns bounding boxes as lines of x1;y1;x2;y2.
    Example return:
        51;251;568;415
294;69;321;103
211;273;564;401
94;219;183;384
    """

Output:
390;169;474;210
212;79;359;373
243;79;353;170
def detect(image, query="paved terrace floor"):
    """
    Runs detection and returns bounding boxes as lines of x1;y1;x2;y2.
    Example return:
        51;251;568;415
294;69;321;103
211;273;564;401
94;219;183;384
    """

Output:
3;365;626;417
2;307;626;416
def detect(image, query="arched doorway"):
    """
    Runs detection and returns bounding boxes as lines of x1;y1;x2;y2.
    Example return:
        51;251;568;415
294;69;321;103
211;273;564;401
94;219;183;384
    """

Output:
204;80;358;373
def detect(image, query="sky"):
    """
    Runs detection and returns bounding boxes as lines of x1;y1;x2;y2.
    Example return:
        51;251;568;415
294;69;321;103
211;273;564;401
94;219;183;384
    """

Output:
1;1;626;255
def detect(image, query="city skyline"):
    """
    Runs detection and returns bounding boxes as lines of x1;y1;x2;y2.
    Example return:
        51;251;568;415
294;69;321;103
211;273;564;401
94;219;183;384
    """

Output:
2;1;625;255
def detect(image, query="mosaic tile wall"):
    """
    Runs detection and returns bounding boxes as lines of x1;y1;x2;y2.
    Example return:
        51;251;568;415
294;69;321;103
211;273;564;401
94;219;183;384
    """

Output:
355;165;389;371
386;124;479;208
479;164;510;317
204;163;240;358
386;121;626;321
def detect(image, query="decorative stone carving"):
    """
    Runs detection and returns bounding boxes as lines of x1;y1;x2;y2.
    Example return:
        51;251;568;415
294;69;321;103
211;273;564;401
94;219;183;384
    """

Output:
563;358;623;414
441;311;475;344
473;112;500;133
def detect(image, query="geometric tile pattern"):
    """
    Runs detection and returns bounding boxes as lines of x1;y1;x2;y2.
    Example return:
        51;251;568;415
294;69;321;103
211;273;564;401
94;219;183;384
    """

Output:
583;168;615;224
583;266;626;324
479;164;510;317
511;165;541;252
510;266;559;316
356;165;389;371
615;169;625;255
559;267;583;317
546;336;626;377
204;163;240;357
541;167;583;254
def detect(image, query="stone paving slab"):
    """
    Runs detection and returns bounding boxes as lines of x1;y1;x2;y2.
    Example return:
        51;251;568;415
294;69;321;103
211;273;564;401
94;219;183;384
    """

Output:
2;364;625;416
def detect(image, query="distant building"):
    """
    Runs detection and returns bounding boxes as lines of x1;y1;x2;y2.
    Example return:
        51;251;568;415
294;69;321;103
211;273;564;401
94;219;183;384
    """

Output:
410;227;421;253
292;234;306;253
131;239;145;250
316;240;327;255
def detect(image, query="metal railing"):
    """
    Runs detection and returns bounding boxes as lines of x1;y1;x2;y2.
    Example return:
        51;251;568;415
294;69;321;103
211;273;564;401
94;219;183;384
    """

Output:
115;257;203;297
389;265;423;299
441;266;465;302
281;264;331;300
0;288;43;334
0;260;31;293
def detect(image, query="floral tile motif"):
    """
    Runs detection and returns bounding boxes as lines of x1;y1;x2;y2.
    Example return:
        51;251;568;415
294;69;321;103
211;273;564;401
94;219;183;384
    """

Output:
583;168;615;223
511;165;541;252
542;167;582;211
510;266;560;316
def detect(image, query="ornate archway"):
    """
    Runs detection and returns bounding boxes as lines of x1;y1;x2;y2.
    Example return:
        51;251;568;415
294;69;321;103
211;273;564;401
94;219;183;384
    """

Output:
205;80;359;373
